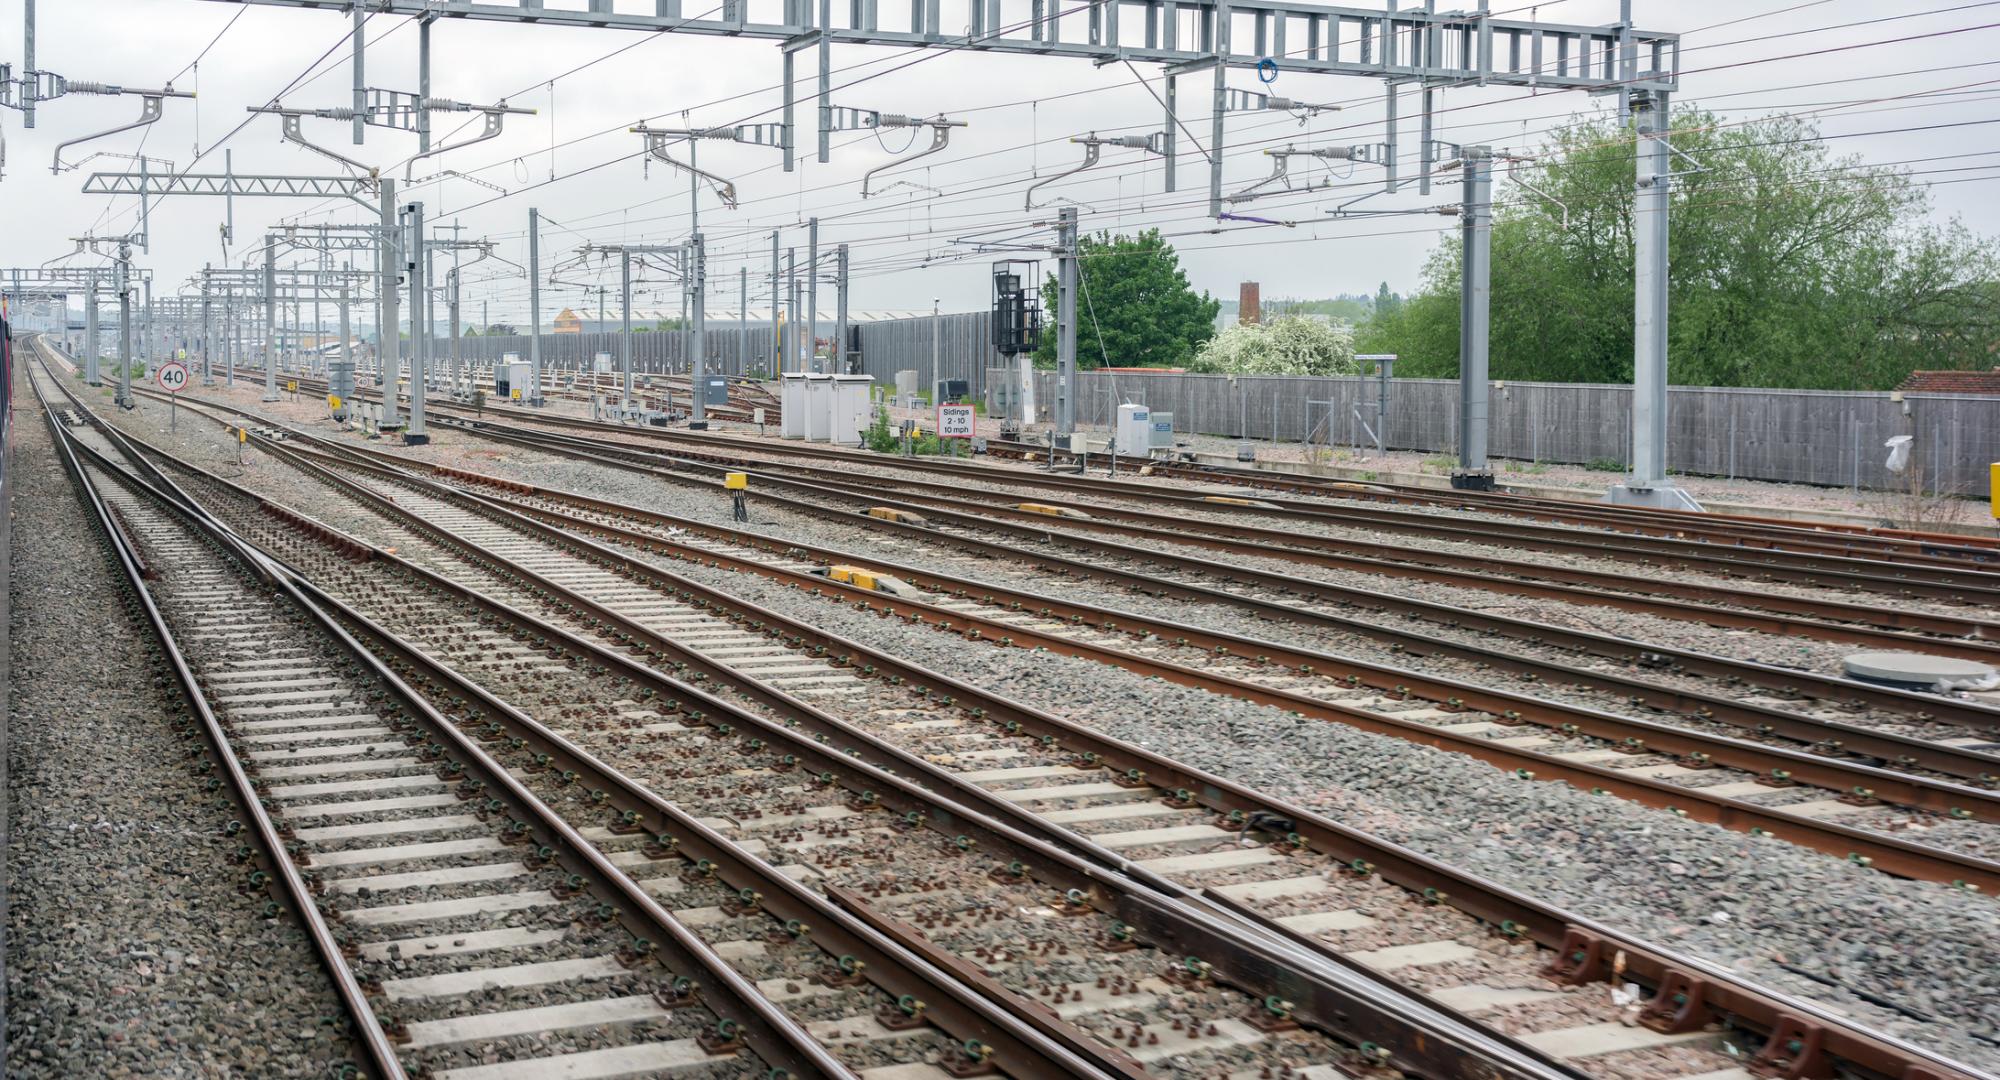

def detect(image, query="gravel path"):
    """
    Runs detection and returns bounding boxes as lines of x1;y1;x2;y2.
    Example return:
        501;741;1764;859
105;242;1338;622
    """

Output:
7;361;350;1077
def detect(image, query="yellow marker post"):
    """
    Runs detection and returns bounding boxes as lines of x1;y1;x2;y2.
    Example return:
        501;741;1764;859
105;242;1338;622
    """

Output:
1991;463;1998;519
726;472;749;522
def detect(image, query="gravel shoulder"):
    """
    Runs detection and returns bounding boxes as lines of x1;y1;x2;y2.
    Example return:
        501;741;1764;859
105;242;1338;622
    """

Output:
6;363;348;1077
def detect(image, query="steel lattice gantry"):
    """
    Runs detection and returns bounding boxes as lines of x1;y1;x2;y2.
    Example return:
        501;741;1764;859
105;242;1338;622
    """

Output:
198;0;1677;208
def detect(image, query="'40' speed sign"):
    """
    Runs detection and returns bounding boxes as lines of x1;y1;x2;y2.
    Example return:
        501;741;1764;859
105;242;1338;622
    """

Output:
156;361;192;393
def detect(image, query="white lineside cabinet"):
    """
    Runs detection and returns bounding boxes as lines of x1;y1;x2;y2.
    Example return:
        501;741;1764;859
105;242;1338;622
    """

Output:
779;372;808;438
1115;402;1151;456
803;373;835;441
830;374;874;446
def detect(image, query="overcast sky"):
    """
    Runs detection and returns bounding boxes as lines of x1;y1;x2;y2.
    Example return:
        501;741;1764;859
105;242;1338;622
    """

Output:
4;0;1996;325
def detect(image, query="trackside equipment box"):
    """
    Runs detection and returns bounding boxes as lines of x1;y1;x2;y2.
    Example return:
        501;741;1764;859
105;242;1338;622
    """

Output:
1115;403;1150;455
830;374;873;446
780;373;808;438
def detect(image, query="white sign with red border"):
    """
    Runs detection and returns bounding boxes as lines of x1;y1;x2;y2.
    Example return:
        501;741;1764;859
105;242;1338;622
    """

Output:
155;361;191;394
936;403;975;439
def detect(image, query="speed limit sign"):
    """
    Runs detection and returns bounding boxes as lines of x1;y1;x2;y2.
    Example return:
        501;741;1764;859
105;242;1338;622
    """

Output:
156;361;191;393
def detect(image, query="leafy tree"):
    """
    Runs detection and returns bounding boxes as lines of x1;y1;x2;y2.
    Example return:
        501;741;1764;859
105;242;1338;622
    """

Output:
1372;282;1402;319
1033;229;1220;368
1354;107;2000;389
483;323;518;336
1193;316;1359;375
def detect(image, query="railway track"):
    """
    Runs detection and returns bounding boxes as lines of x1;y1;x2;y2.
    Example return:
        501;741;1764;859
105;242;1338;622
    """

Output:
29;359;853;1080
424;415;2000;662
45;346;1617;1080
114;382;2000;883
975;438;2000;568
309;378;1994;569
60;355;1999;1080
364;407;2000;731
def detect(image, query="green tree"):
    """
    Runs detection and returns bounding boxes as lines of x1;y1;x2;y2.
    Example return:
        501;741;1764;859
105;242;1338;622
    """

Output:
1033;229;1220;368
1372;281;1402;319
1355;107;2000;389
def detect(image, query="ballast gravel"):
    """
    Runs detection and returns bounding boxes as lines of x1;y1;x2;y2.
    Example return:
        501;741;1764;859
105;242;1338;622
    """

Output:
8;367;351;1077
641;551;2000;1071
105;390;2000;1071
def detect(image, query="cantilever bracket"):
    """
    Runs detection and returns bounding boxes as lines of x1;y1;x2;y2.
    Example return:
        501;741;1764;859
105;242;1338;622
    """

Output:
1024;131;1165;210
52;93;165;173
407;102;533;181
860;119;962;198
279;111;378;178
633;127;741;208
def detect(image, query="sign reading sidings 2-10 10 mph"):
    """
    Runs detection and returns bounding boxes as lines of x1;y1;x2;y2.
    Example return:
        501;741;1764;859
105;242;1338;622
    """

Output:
936;403;975;439
156;361;191;394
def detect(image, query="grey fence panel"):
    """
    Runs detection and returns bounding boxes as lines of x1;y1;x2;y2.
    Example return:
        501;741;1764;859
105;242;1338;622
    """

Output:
1000;363;1998;497
454;310;2000;496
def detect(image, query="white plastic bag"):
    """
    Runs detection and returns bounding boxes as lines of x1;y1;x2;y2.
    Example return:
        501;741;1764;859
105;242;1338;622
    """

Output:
1884;435;1914;474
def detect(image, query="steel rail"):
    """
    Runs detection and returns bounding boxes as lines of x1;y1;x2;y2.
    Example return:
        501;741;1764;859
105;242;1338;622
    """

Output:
686;454;2000;604
406;394;1998;600
389;463;2000;795
409;412;2000;663
120;410;1587;1080
126;384;2000;741
262;441;2000;892
32;349;864;1080
626;454;2000;633
526;429;2000;652
379;385;2000;565
981;437;2000;565
270;370;2000;567
147;374;1999;1080
31;397;400;1079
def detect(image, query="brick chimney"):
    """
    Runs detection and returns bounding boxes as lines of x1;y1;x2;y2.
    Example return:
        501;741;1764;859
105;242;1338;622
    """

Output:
1239;281;1261;325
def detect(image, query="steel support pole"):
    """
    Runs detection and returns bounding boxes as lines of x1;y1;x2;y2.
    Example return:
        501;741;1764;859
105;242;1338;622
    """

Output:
1631;94;1667;487
417;16;433;154
835;242;849;373
1056;206;1078;438
1609;90;1697;510
84;271;99;385
352;0;366;144
142;278;153;373
449;267;462;394
117;243;134;408
738;265;748;376
22;0;35;130
262;236;279;401
770;232;781;373
1163;74;1177;192
403;199;428;441
337;284;351;407
528;207;543;404
379;179;401;424
1453;146;1493;489
806;217;819;368
201;272;213;384
1208;1;1229;218
816;0;832;162
784;247;796;372
691;232;707;423
619;251;634;409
